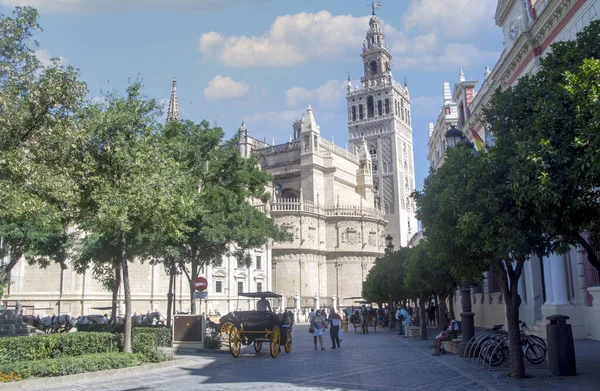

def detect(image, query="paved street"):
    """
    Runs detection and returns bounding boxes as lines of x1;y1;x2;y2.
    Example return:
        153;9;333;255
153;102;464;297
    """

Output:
34;324;599;391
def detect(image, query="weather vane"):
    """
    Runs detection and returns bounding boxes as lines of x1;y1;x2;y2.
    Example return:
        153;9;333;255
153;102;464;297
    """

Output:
367;1;382;15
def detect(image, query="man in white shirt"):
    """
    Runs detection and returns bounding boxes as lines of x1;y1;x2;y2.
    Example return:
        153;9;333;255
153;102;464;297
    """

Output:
308;308;315;324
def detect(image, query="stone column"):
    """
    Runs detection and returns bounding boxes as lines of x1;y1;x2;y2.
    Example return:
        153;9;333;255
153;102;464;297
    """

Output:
543;255;555;304
458;279;475;358
314;295;320;312
550;253;569;305
332;295;338;312
279;291;285;312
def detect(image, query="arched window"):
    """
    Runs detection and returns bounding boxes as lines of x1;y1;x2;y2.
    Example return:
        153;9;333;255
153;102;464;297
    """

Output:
378;100;382;116
385;98;390;114
367;96;374;118
352;106;356;121
359;104;364;120
370;60;378;75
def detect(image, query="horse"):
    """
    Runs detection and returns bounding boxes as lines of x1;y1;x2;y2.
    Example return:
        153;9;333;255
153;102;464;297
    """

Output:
141;311;165;325
39;315;73;333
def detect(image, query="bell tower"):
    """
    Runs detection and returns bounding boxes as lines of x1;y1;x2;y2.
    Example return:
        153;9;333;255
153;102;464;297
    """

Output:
347;3;418;247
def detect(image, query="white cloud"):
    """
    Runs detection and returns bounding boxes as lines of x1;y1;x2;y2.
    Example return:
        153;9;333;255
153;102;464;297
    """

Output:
199;11;375;68
286;80;345;109
402;0;496;38
35;49;67;67
198;8;496;71
203;75;250;100
0;0;270;12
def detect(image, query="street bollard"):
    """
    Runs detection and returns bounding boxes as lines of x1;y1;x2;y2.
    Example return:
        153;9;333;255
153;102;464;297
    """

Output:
546;315;576;376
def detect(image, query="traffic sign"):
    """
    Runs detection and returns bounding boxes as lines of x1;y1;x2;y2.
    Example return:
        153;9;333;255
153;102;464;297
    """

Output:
193;277;208;292
194;291;208;299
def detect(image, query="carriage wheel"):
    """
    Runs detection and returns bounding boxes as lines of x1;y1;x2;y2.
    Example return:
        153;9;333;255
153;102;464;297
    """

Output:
270;325;280;358
229;327;242;358
220;322;234;345
253;340;262;353
284;329;292;353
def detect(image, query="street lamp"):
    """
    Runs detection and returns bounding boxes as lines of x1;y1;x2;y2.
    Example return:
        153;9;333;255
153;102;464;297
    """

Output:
385;234;394;253
444;125;464;148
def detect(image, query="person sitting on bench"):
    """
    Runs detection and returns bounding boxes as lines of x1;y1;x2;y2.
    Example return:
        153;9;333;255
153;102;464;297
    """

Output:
432;312;459;356
256;296;272;311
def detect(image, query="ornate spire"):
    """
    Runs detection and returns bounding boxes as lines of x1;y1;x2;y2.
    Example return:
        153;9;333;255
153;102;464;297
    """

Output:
459;69;466;82
370;1;381;16
167;77;179;122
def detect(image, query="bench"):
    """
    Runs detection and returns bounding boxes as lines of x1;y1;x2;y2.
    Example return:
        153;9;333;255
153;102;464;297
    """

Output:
442;320;463;354
407;326;420;337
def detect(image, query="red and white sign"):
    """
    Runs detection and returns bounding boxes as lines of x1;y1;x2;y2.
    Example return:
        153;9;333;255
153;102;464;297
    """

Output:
193;277;208;292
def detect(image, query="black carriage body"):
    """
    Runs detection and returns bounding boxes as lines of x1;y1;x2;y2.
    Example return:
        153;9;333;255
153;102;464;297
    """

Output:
219;310;292;345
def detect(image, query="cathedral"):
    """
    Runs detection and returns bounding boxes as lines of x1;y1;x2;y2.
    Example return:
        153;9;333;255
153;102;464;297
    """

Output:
2;6;417;316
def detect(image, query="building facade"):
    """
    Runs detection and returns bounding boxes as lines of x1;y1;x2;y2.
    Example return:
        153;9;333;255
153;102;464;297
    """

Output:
429;0;600;340
346;9;418;247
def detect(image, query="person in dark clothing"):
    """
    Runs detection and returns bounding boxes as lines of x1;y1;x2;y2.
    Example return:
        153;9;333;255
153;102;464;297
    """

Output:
328;308;342;348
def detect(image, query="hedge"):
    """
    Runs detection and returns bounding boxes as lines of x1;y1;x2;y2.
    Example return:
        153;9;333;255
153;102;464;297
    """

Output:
0;331;166;364
0;333;120;364
0;352;146;380
77;325;172;347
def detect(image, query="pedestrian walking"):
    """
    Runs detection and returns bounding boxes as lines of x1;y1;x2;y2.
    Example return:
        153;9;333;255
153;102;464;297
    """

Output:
399;306;410;337
328;308;342;349
311;309;327;351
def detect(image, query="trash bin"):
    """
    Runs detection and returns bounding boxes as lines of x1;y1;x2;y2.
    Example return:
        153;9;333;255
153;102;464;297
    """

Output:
546;315;576;376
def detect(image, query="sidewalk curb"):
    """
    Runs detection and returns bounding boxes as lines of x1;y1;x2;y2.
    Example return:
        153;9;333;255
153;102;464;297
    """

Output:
0;358;191;391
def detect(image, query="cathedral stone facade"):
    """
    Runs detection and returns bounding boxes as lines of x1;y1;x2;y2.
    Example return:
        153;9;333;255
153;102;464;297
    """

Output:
2;7;411;316
239;105;387;309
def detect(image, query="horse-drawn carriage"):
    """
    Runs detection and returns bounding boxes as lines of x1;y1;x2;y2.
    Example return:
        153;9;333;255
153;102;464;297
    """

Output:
348;300;378;333
219;292;294;358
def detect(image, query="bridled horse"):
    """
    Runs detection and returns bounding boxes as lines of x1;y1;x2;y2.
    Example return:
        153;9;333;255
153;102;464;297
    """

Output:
39;315;74;333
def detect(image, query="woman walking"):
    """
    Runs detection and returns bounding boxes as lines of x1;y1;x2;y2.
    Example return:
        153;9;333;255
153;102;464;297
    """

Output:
328;308;342;349
311;309;327;351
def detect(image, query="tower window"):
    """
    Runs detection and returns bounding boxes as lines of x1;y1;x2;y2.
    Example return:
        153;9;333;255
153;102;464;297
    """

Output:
370;60;377;75
378;100;382;116
367;96;374;118
359;104;364;120
385;99;390;114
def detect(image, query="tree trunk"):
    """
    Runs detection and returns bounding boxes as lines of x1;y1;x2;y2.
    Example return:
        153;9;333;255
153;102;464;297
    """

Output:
0;249;23;285
190;255;198;315
496;259;526;378
166;263;175;328
574;233;600;273
419;296;428;340
437;294;448;331
110;263;121;325
448;291;454;315
433;295;440;330
121;238;133;354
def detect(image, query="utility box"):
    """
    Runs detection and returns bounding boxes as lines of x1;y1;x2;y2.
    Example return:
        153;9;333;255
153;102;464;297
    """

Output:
173;314;205;351
546;315;576;376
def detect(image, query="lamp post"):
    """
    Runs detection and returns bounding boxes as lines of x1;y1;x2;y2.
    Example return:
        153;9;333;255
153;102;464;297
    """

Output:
445;126;476;357
458;279;475;357
385;234;394;253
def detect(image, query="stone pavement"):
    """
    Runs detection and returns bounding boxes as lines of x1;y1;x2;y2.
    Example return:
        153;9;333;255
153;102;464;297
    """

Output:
13;324;600;391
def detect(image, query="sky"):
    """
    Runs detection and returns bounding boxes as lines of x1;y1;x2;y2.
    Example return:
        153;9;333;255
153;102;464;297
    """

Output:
0;0;504;191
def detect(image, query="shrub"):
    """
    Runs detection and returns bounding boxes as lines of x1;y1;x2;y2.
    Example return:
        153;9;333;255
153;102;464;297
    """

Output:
0;333;120;364
77;325;172;347
0;352;146;380
129;333;167;363
132;326;172;347
0;371;22;383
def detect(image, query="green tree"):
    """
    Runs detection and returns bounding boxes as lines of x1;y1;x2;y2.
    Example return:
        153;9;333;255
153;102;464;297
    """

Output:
483;21;600;272
74;82;193;353
156;120;287;314
415;144;553;377
0;6;86;285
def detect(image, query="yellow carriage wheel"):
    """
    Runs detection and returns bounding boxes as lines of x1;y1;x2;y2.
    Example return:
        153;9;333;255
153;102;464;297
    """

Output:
253;340;262;353
220;321;234;345
284;329;292;353
229;326;242;358
270;325;280;358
